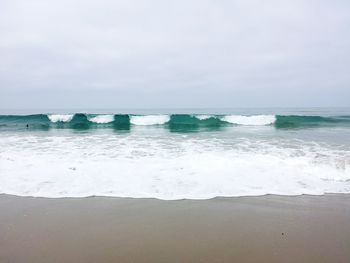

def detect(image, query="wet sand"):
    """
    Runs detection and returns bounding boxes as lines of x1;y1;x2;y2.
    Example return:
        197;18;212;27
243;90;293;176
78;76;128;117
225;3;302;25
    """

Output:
1;194;350;263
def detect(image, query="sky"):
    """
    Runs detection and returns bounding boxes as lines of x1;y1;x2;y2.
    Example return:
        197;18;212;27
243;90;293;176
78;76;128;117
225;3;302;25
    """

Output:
0;0;350;109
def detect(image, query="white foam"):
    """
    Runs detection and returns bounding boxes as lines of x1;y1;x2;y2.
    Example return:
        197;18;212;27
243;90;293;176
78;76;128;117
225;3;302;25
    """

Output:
222;115;276;125
196;115;213;120
48;114;74;123
0;134;349;200
88;115;114;124
130;115;170;125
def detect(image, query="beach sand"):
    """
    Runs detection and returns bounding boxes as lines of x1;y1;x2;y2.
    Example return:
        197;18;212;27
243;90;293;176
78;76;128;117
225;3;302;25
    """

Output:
1;194;350;263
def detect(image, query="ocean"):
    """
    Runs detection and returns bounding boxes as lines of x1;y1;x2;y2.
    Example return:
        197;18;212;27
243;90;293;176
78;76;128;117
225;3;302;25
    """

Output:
0;108;349;200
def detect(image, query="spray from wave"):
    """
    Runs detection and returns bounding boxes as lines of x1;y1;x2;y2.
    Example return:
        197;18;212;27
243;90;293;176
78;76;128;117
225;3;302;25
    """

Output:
47;114;74;123
221;115;276;125
195;115;213;120
88;115;114;124
130;115;170;125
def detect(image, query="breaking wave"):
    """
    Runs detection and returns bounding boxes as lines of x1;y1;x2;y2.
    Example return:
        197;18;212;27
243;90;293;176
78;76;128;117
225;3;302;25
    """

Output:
130;115;170;125
221;115;276;125
1;113;350;131
87;115;114;124
48;114;74;123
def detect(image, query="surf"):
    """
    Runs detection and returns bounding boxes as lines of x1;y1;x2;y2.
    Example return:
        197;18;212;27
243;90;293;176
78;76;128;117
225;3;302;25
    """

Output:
0;134;349;199
1;113;350;131
130;115;170;125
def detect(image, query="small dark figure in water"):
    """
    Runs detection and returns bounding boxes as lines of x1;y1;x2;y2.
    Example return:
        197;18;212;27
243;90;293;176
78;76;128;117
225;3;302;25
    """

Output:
26;124;29;128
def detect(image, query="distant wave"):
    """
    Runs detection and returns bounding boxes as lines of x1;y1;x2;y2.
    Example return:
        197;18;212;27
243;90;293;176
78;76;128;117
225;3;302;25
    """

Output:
1;113;350;131
274;115;350;128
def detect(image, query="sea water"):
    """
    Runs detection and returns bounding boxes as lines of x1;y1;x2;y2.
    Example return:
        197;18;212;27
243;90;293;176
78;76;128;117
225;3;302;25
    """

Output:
0;108;349;199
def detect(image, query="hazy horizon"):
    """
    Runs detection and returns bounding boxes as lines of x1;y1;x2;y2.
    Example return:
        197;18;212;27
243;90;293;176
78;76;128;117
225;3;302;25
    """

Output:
1;107;350;116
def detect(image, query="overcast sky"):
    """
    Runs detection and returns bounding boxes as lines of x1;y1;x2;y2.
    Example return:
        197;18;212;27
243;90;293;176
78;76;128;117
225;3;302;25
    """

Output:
0;0;349;109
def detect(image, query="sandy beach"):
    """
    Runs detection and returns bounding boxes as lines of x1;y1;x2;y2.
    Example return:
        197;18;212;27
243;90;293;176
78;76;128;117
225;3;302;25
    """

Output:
1;194;350;263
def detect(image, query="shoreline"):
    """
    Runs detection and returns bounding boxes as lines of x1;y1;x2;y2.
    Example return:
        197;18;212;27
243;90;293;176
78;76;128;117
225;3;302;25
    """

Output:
1;194;350;262
2;192;350;201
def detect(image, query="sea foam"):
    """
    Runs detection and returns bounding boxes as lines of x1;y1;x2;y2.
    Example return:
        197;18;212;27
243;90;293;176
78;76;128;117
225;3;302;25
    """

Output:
0;133;349;200
88;115;114;124
48;114;74;123
222;115;276;125
130;115;170;125
195;115;213;120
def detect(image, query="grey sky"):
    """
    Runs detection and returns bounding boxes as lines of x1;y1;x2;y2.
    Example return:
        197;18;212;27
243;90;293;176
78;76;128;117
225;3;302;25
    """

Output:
0;0;349;109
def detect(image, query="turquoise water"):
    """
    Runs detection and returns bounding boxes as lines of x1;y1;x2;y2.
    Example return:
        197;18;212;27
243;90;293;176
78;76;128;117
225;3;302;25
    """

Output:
1;109;350;131
0;108;349;199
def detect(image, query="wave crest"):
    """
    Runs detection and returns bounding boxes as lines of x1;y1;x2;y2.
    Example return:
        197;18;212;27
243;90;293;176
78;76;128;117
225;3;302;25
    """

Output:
195;115;213;120
222;115;276;125
88;115;114;124
2;113;350;130
130;115;170;125
48;114;74;123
